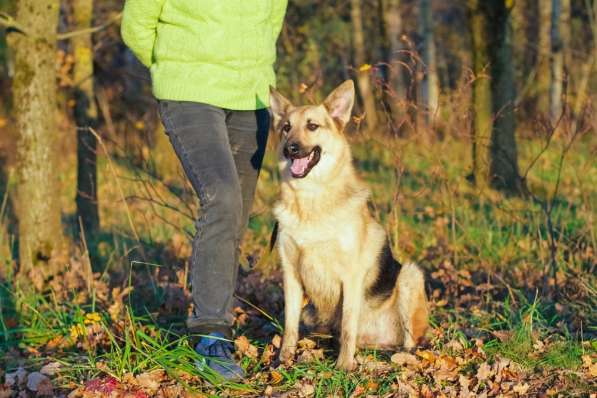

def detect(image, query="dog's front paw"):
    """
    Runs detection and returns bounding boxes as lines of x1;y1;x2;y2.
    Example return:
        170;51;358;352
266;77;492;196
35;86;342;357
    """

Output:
335;355;356;372
279;345;296;364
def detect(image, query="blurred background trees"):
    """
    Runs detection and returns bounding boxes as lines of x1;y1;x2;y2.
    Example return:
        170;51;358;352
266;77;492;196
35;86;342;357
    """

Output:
0;0;595;279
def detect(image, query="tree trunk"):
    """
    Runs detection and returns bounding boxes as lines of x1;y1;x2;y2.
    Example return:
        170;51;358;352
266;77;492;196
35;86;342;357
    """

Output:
350;0;378;130
8;0;64;277
468;0;522;193
418;0;439;122
536;0;552;114
469;0;493;192
549;0;563;121
72;0;99;237
382;0;406;121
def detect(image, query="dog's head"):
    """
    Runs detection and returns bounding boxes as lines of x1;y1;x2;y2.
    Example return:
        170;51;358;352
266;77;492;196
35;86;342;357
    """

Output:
269;80;355;180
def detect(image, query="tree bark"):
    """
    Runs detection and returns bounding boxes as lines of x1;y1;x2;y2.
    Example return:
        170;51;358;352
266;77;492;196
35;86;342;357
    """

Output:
468;0;522;193
549;0;563;121
469;0;493;192
418;0;439;122
72;0;100;237
381;0;406;114
8;0;64;277
536;0;552;114
350;0;379;130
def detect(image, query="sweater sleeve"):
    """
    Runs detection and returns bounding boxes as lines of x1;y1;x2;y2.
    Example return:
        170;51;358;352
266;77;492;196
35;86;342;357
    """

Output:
271;0;288;39
121;0;164;68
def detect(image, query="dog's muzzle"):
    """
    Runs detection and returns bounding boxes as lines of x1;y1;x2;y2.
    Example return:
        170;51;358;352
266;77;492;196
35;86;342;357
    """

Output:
284;142;321;178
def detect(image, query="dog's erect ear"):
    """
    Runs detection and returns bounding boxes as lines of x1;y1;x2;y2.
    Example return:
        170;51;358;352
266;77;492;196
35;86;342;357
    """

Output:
323;80;355;130
269;86;293;128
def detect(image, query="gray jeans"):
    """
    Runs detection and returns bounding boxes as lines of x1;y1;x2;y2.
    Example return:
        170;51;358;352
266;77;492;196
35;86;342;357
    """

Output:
158;100;270;337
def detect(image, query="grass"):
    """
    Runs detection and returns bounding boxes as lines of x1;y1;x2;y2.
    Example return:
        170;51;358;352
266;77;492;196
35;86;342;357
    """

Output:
0;128;596;396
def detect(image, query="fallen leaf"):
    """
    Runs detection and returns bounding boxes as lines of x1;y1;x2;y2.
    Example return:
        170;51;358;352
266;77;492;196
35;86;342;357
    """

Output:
297;338;317;350
476;362;493;381
390;352;418;367
136;370;164;393
40;362;62;376
297;348;324;363
349;385;366;397
270;370;283;385
513;383;530;394
5;367;27;387
297;381;315;397
272;334;282;349
416;350;437;364
492;330;513;342
234;335;258;359
261;344;276;366
26;372;52;394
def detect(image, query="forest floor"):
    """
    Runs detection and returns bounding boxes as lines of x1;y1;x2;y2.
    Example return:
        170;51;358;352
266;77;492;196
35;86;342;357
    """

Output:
0;128;596;397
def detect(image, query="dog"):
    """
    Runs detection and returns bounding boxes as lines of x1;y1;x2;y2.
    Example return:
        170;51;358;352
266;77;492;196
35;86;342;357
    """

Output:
269;80;429;371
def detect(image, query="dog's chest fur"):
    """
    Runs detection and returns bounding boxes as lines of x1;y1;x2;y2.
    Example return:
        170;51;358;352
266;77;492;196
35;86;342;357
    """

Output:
274;180;386;309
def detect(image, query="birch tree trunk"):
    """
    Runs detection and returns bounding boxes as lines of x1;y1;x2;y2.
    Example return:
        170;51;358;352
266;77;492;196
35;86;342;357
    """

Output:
8;0;64;277
350;0;379;130
73;0;100;237
468;0;522;193
418;0;439;122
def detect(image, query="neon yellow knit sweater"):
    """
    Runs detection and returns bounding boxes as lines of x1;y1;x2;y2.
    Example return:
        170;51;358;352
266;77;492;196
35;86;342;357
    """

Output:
121;0;288;110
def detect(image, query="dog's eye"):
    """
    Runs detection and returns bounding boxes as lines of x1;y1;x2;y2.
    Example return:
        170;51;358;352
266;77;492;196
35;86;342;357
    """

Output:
306;122;319;131
282;121;291;133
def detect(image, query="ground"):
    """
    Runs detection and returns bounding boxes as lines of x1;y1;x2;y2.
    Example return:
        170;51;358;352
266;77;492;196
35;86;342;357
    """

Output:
0;127;595;397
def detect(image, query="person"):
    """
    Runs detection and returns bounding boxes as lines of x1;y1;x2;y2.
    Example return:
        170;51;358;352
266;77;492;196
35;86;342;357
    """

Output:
121;0;288;380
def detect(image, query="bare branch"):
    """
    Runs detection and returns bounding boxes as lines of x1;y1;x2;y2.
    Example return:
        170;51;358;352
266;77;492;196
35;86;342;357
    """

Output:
57;12;122;41
0;11;29;35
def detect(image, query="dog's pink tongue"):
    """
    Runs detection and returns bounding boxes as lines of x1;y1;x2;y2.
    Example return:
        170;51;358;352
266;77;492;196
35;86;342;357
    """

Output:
290;156;310;175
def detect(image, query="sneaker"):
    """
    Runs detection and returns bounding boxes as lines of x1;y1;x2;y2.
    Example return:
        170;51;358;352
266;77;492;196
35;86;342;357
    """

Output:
194;332;245;381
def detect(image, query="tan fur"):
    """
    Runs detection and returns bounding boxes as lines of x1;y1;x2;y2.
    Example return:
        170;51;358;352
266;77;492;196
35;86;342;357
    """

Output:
270;81;429;371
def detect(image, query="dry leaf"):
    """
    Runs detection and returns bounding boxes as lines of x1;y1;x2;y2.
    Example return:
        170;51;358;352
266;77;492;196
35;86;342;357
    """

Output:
476;362;493;381
416;350;437;364
270;370;283;385
297;338;317;350
136;370;164;393
26;372;52;394
235;335;259;359
264;385;274;396
349;385;366;397
40;362;62;376
297;381;315;397
5;367;27;387
261;344;276;366
297;348;324;363
390;352;418;367
272;334;282;349
513;383;530;394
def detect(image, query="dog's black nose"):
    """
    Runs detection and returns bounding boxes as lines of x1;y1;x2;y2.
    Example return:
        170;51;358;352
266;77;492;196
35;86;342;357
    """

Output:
286;142;300;156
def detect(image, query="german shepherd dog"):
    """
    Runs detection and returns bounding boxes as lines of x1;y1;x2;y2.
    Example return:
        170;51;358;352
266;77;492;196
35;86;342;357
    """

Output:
269;80;429;371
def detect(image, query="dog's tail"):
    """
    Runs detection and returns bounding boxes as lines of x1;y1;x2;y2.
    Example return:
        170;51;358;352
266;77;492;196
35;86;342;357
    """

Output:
397;263;429;348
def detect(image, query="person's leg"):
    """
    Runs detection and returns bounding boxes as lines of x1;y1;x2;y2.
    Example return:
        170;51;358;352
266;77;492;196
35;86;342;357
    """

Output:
225;108;270;247
158;100;242;337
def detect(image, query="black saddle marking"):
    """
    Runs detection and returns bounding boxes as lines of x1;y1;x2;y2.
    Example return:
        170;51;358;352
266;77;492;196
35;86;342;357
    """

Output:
366;239;402;300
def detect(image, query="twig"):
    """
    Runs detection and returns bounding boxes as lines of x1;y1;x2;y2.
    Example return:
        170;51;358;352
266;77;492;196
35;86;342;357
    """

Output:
88;127;141;244
57;12;122;41
0;11;29;35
